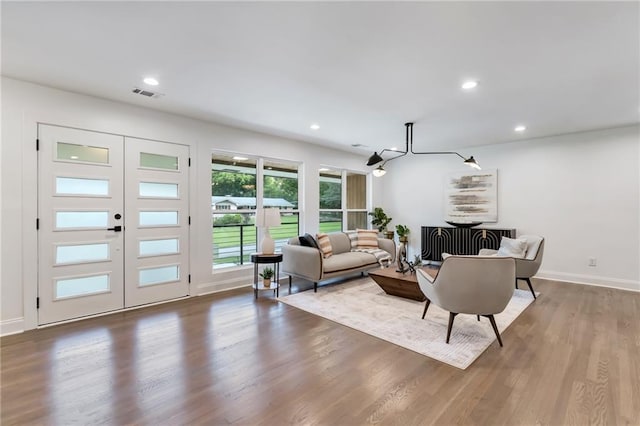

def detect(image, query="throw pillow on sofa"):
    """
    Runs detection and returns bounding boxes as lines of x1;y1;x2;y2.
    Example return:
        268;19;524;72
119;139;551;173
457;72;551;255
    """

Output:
316;233;333;258
356;229;379;249
298;233;319;249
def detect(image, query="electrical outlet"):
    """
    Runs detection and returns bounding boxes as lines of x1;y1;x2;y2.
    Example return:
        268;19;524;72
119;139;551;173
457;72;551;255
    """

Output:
588;257;597;267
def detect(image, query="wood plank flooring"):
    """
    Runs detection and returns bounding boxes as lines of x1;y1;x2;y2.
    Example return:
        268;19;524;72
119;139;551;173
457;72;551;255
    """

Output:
2;277;639;425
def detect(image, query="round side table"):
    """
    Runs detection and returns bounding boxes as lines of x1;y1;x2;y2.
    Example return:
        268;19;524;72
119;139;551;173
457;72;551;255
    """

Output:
250;253;283;299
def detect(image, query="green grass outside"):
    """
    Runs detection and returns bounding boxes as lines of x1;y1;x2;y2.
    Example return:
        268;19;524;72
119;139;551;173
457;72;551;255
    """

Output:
212;216;342;266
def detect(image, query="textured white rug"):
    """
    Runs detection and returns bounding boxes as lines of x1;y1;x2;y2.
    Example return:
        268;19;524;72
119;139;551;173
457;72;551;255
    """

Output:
279;277;536;369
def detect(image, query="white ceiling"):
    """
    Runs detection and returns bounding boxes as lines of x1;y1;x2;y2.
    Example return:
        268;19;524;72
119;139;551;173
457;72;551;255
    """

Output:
2;1;639;156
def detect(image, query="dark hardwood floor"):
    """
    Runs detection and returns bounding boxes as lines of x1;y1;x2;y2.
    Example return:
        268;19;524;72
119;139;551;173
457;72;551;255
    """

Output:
2;277;639;425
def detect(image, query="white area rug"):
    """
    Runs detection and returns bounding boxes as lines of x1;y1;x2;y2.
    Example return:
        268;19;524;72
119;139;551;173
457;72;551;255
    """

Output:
279;277;536;369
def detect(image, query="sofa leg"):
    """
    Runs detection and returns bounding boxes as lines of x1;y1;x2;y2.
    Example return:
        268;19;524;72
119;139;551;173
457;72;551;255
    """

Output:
314;282;318;293
289;275;292;295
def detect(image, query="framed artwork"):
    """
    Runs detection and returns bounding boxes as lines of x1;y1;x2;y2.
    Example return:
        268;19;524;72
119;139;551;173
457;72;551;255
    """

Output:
444;169;498;223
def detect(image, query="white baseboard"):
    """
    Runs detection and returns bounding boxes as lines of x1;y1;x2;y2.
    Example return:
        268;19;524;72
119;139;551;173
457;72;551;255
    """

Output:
197;276;286;296
537;270;640;292
1;317;25;336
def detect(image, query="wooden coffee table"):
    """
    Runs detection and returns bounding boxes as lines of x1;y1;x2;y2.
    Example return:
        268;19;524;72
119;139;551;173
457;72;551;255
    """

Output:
368;266;438;301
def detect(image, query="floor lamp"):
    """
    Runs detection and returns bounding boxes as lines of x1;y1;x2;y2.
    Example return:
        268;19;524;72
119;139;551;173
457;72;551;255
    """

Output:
256;208;281;254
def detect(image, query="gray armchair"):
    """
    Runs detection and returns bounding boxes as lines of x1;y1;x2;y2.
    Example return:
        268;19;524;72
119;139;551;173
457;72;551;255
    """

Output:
416;256;516;346
479;235;544;299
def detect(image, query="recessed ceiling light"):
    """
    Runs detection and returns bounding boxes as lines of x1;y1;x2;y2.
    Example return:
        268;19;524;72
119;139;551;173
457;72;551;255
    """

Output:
232;156;248;161
390;147;398;151
514;125;527;132
319;167;330;172
310;123;320;130
461;80;478;90
143;77;159;86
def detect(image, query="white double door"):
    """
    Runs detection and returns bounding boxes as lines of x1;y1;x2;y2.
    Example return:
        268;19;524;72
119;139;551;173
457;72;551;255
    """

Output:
38;124;190;325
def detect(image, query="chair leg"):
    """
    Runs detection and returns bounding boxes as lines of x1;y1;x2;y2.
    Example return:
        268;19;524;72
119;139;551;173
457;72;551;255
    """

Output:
421;299;431;319
525;278;536;299
515;278;519;289
289;275;292;295
314;282;318;293
485;314;503;347
446;312;458;344
477;315;480;321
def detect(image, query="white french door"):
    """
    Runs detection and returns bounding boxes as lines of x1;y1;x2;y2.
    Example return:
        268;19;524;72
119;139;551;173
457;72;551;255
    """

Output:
124;137;190;307
37;125;190;325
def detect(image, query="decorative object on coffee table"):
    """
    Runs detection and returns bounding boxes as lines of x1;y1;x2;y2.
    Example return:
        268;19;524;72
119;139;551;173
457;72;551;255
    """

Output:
395;224;410;272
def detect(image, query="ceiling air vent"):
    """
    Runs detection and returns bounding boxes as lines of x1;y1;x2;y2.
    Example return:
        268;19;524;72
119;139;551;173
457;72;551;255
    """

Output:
132;87;163;98
351;143;369;148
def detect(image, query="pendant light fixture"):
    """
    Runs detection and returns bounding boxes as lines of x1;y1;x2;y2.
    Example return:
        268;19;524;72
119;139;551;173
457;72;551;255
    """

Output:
366;123;481;176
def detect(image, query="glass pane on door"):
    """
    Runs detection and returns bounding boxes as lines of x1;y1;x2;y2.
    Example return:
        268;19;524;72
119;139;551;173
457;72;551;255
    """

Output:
140;152;178;170
56;177;109;196
139;239;179;256
55;274;110;299
56;211;109;229
139;182;178;198
56;243;110;264
139;211;178;226
139;265;179;286
57;142;109;164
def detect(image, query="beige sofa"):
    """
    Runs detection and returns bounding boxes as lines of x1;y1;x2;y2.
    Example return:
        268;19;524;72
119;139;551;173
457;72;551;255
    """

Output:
282;232;396;292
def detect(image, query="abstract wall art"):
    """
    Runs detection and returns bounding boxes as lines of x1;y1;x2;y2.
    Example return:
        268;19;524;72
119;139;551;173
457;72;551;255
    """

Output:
444;169;498;223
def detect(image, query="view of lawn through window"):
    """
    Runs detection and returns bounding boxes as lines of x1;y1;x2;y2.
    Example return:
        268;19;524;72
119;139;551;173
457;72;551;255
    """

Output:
319;168;368;231
212;155;300;269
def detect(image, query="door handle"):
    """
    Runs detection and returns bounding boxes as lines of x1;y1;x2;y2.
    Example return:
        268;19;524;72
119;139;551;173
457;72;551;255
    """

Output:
107;225;122;232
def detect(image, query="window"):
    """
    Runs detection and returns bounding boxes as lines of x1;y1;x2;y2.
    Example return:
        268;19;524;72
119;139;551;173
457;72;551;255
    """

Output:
347;172;368;229
319;168;343;232
263;160;299;252
319;168;368;231
211;154;299;270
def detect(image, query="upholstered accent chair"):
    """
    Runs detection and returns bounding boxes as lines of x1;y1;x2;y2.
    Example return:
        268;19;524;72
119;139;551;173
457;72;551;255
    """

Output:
416;256;516;347
480;235;545;299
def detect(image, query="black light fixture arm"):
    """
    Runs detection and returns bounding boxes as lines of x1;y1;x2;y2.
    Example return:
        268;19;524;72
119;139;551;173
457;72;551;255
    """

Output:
405;122;466;159
366;122;480;172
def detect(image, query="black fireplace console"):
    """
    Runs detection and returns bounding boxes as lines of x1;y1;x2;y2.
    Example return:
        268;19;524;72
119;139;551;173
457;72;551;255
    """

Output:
421;226;515;262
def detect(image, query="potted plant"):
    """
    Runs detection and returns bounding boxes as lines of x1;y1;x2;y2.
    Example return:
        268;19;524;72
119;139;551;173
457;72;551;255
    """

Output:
396;224;410;243
368;207;394;239
259;267;275;288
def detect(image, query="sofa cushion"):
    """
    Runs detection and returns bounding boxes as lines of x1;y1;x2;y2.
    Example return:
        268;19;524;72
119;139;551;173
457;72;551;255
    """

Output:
316;233;333;258
298;233;319;249
327;232;351;255
356;229;379;249
323;252;379;273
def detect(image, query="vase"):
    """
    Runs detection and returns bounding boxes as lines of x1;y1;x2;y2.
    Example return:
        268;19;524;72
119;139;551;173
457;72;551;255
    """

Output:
263;279;271;288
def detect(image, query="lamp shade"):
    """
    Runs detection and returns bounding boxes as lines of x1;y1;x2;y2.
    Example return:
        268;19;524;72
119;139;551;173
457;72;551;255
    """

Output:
372;165;386;177
256;208;281;228
464;156;481;170
366;152;384;166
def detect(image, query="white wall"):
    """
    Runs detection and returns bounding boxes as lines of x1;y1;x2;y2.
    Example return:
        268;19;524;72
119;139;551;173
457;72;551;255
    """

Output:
0;77;377;334
381;125;640;291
